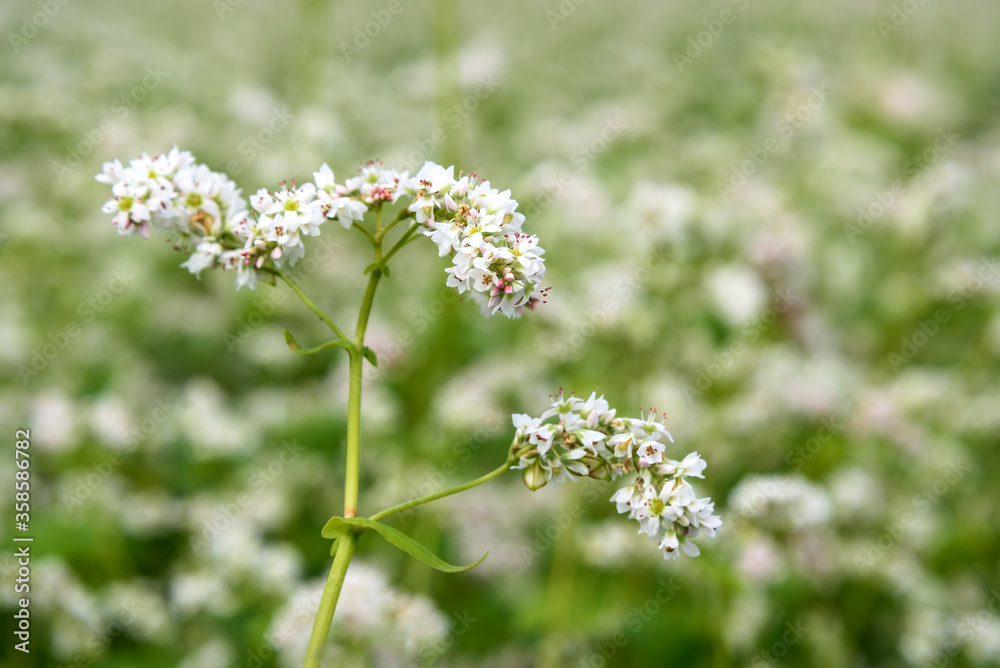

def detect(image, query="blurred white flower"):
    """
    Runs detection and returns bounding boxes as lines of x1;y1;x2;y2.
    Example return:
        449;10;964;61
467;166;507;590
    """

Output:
708;265;767;326
30;391;78;453
169;571;235;616
728;474;832;530
179;638;233;668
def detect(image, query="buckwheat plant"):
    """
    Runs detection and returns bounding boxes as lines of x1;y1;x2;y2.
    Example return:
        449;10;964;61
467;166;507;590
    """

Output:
96;148;720;666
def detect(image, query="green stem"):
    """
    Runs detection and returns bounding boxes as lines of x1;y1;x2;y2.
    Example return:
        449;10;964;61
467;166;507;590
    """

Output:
301;215;385;666
344;228;383;519
352;220;377;244
381;223;421;266
380;209;413;237
265;268;350;343
370;459;513;522
303;534;356;668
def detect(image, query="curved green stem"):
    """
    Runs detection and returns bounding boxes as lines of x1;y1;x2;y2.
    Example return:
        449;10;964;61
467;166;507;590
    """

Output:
381;222;421;266
352;220;377;244
380;208;414;238
370;459;513;522
264;267;351;343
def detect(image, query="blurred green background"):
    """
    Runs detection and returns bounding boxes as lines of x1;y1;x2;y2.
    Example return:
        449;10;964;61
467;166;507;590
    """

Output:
3;0;1000;666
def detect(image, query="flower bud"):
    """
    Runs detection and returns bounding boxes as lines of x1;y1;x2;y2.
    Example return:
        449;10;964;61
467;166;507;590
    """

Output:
522;460;547;491
579;455;611;481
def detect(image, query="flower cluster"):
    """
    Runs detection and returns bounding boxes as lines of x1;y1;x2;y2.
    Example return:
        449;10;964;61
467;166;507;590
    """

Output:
95;147;253;277
408;162;548;318
511;391;721;560
97;151;547;316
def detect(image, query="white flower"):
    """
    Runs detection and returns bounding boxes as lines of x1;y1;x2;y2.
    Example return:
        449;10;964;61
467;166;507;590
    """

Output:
101;181;151;238
345;161;408;205
573;429;607;453
181;241;223;276
314;163;368;228
633;480;693;537
610;484;640;514
658;452;707;479
685;497;722;537
608;433;636;460
636;440;666;469
528;422;558;456
658;529;701;559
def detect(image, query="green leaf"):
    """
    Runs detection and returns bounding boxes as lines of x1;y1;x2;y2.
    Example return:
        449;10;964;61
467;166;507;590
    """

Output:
382;264;391;278
362;347;378;367
283;329;352;355
321;517;487;573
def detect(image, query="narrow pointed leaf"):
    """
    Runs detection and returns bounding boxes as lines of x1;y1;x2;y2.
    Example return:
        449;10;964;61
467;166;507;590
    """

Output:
283;328;352;355
363;347;378;367
283;328;302;351
321;517;487;573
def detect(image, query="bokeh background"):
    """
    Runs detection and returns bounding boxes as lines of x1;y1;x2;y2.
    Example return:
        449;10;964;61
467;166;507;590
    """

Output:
3;0;1000;666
